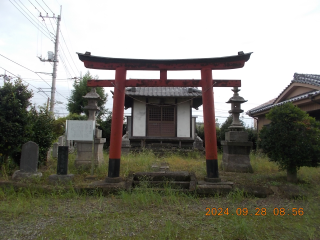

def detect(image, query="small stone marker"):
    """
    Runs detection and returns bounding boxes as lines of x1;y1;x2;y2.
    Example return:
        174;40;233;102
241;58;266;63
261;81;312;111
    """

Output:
48;146;74;184
12;141;42;180
57;146;68;175
58;135;65;146
52;142;59;158
20;141;38;172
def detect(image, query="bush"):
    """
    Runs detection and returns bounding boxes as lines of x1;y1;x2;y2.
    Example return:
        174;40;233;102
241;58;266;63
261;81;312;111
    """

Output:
258;102;320;182
0;79;33;165
28;106;56;166
195;122;221;150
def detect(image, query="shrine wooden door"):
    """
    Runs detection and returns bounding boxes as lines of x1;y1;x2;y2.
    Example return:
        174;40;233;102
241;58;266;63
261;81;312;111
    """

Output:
147;106;175;137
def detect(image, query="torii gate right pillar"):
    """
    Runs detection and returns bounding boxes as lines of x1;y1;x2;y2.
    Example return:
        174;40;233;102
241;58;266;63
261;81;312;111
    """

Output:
201;68;219;180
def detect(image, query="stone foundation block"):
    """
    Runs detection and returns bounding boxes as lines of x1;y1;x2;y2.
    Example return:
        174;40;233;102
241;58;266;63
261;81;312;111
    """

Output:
12;170;42;181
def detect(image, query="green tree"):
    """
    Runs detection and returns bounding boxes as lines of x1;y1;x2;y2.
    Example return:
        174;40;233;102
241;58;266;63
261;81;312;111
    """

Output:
259;102;320;183
195;119;221;150
67;71;107;119
28;106;56;165
0;79;33;165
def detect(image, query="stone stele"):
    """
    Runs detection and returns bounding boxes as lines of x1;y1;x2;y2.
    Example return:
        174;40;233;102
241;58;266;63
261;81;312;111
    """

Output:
12;141;42;180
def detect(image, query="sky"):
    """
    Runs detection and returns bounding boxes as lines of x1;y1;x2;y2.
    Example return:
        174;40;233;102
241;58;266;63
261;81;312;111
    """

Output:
1;0;320;127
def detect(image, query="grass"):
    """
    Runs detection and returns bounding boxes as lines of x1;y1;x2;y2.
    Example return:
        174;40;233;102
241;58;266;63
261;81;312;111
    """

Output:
0;150;320;239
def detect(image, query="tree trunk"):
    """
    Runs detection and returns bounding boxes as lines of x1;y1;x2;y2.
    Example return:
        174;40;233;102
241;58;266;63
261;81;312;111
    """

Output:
287;168;298;183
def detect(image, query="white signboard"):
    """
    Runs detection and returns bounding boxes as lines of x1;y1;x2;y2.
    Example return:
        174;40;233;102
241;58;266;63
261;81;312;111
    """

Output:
66;120;95;141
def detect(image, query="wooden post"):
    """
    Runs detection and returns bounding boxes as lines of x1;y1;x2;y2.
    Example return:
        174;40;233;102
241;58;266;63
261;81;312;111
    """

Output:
201;68;219;180
108;67;126;178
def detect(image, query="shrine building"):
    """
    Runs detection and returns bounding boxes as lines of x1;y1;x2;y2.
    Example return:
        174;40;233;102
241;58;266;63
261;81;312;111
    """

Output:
123;86;203;150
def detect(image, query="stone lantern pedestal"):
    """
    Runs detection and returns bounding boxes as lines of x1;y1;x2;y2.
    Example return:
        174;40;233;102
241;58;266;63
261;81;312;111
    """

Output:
221;87;253;173
74;88;106;169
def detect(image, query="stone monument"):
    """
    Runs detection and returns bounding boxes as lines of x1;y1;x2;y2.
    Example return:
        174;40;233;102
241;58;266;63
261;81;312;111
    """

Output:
58;135;65;146
12;141;42;180
52;142;59;158
121;131;131;154
193;133;204;151
121;116;131;154
221;87;253;173
48;146;74;184
74;88;106;168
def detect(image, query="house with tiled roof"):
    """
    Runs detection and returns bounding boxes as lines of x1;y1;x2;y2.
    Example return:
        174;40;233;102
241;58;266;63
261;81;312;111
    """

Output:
247;73;320;131
123;87;203;149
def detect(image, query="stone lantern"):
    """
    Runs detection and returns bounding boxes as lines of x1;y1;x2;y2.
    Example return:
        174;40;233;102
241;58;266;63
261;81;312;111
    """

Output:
227;87;246;130
74;88;106;169
221;87;253;173
83;87;100;121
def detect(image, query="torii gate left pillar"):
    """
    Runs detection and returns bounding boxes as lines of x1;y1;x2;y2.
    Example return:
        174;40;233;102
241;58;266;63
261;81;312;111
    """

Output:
77;52;252;182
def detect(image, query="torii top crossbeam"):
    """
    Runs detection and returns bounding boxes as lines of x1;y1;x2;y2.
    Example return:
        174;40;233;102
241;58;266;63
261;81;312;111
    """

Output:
77;52;252;181
77;52;251;70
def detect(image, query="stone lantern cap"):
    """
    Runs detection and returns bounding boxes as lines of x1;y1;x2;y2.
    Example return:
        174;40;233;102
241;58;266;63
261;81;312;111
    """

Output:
83;88;100;111
83;88;101;100
226;87;247;104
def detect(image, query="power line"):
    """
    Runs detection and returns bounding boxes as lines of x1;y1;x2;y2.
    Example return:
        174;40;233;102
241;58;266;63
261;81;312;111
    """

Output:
59;43;77;76
59;53;72;77
0;53;68;100
17;0;54;38
41;0;55;15
34;0;48;14
48;18;56;33
0;53;51;87
9;0;53;42
59;30;80;73
0;66;49;99
58;54;71;93
22;77;76;81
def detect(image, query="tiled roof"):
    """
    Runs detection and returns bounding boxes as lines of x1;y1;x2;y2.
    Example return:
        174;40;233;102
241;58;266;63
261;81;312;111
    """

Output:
292;73;320;87
247;73;320;116
247;98;276;113
125;87;202;97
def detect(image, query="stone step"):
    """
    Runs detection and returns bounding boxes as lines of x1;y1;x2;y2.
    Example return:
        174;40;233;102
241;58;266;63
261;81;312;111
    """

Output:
134;171;190;181
196;184;232;195
133;181;190;189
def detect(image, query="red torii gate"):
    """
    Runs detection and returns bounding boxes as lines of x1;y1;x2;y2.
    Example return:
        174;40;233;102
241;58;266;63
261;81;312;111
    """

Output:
77;52;252;181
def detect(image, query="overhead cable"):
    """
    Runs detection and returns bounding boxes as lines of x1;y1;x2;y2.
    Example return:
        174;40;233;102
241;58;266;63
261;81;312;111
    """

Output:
59;43;77;76
9;0;54;41
0;53;68;100
59;30;80;73
41;0;55;15
0;66;49;99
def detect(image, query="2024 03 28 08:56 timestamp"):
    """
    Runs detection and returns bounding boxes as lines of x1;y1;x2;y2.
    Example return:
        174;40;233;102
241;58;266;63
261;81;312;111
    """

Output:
205;208;304;216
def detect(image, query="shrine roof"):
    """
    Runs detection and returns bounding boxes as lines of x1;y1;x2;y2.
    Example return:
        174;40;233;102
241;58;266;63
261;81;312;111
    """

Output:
125;87;202;97
247;73;320;116
77;52;252;70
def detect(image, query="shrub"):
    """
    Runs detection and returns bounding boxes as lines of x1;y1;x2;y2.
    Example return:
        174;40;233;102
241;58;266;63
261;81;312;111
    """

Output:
0;79;33;165
28;106;56;166
258;102;320;182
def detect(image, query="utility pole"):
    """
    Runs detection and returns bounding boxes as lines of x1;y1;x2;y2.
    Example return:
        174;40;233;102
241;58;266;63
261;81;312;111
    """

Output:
38;6;62;114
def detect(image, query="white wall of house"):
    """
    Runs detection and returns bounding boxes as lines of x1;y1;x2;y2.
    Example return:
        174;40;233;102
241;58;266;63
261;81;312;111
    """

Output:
177;99;191;137
132;99;146;136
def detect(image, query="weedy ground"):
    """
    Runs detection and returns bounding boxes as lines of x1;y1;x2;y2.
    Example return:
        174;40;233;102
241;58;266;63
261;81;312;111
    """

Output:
0;150;319;240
